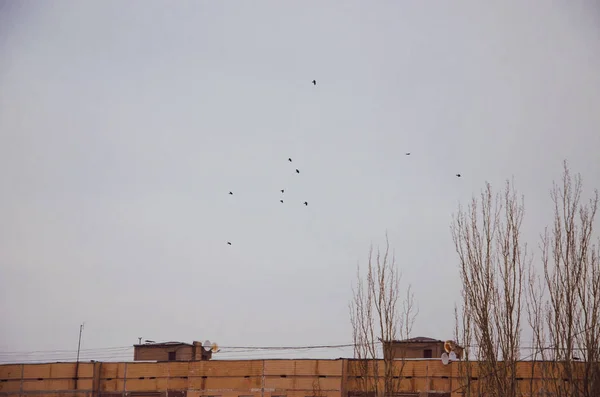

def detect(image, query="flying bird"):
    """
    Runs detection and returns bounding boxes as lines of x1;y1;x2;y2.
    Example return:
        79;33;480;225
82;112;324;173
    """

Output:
227;241;232;245
456;174;462;178
405;153;411;156
304;201;308;206
280;199;284;203
312;80;316;85
281;189;285;193
229;191;233;195
296;169;300;174
288;158;292;162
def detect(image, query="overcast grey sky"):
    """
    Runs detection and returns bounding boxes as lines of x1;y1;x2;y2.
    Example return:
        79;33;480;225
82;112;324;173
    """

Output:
1;1;599;362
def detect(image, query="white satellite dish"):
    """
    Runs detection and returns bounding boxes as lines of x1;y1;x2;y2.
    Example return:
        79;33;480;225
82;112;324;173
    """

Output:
441;352;450;365
203;340;212;351
449;351;457;361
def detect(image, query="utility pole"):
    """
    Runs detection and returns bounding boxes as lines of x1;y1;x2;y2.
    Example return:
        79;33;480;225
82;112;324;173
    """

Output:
75;323;84;391
76;323;84;362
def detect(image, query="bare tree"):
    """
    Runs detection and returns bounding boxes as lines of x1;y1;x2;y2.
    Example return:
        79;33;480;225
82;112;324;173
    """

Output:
454;303;476;395
349;234;418;397
452;180;528;397
528;161;600;397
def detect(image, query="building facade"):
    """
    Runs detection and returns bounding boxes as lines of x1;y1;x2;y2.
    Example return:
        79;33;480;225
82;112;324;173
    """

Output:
1;358;570;397
133;342;212;362
382;337;447;360
0;359;452;397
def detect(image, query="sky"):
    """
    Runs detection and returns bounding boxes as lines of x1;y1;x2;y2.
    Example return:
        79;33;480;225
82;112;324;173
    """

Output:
1;1;599;363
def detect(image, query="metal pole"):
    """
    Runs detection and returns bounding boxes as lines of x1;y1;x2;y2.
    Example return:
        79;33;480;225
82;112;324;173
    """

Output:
76;323;84;362
75;323;84;391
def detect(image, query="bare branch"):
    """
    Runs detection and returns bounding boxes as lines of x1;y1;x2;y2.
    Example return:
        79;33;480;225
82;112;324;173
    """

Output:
452;179;527;397
530;161;600;397
349;234;417;397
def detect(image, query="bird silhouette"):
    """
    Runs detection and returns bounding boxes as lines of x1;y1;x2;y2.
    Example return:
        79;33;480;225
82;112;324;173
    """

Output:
296;169;300;174
288;158;292;162
312;80;316;85
405;153;411;155
227;241;232;245
229;191;233;195
280;199;284;203
456;174;462;177
281;189;285;193
304;201;308;206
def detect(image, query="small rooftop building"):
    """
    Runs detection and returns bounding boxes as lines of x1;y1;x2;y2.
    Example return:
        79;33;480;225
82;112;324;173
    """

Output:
382;336;463;360
133;341;213;361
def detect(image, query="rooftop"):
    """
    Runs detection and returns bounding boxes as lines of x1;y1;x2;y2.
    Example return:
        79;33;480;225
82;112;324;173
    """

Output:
133;341;192;348
385;336;444;344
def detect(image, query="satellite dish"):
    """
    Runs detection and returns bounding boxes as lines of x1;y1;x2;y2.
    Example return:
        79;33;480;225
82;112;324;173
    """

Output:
449;351;457;361
441;353;449;365
211;342;219;352
203;340;212;351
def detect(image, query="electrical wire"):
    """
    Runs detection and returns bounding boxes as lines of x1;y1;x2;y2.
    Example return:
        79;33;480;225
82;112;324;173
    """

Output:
2;336;593;366
0;348;349;362
0;341;372;355
0;342;368;364
217;342;360;350
0;346;134;355
0;349;351;363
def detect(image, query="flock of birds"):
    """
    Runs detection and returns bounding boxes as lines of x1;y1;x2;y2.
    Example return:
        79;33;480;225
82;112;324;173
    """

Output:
225;79;462;246
226;156;307;246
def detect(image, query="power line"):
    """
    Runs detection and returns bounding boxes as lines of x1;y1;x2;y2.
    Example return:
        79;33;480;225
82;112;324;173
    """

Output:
1;349;341;363
219;342;360;350
0;341;370;356
0;346;133;355
0;347;348;359
0;347;351;361
1;339;592;362
4;336;594;366
0;343;363;364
